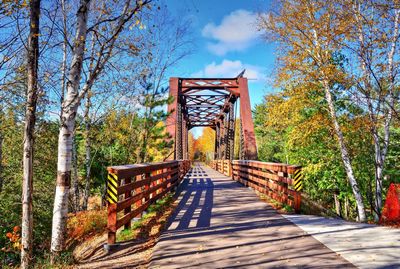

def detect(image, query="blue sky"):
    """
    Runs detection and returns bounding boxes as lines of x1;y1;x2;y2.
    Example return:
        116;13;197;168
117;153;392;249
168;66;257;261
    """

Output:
166;0;276;137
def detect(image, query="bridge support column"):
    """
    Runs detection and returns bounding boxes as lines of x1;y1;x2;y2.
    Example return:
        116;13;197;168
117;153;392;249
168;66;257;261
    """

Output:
226;101;235;160
166;77;179;160
238;77;257;160
176;101;183;159
182;118;188;159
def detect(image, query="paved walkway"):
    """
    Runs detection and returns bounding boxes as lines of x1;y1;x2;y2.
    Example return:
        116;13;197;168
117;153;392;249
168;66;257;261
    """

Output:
283;215;400;269
150;164;355;268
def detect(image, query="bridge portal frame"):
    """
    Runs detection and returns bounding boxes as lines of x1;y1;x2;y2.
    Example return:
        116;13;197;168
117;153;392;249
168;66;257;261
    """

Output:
166;77;257;160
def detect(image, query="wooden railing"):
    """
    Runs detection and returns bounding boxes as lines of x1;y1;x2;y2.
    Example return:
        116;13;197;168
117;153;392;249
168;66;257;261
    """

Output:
212;160;302;212
106;160;191;245
211;160;231;176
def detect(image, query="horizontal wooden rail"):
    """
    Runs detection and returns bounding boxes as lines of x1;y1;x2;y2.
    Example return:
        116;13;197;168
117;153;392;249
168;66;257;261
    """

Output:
211;160;231;177
106;160;191;244
212;160;302;212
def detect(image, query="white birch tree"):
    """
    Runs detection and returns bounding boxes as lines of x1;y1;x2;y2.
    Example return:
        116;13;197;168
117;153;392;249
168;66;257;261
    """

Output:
51;0;152;257
258;0;367;221
340;0;400;220
21;0;40;267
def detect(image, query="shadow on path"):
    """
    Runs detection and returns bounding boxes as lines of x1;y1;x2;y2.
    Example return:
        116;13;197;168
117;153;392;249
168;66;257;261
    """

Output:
150;164;356;268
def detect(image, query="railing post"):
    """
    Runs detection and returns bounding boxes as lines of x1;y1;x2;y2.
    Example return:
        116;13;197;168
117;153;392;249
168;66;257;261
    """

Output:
106;172;119;245
292;167;303;213
107;203;117;245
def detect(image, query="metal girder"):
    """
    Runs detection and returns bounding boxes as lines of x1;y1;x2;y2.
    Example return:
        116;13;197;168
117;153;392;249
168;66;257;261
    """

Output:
166;76;257;161
181;79;239;88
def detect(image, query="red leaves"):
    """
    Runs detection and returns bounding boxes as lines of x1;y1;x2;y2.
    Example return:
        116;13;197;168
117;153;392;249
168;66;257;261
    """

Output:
380;183;400;225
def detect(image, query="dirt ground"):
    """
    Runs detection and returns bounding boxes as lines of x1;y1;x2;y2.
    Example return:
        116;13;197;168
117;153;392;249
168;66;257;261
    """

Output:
73;196;178;269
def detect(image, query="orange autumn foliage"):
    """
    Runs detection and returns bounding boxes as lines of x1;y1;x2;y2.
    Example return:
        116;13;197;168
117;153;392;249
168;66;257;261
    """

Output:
66;210;107;247
2;226;21;252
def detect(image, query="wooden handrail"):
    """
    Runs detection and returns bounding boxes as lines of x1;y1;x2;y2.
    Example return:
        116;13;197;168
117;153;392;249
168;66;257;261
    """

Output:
212;159;302;212
106;160;191;245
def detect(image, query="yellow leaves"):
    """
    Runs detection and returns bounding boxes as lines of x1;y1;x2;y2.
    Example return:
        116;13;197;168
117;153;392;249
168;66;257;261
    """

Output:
128;19;145;30
191;127;215;160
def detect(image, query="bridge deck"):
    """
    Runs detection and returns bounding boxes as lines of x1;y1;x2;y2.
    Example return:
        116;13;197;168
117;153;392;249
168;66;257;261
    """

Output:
150;163;354;268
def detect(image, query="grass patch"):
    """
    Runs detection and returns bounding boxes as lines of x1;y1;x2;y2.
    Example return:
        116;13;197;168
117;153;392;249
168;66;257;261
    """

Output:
33;250;75;268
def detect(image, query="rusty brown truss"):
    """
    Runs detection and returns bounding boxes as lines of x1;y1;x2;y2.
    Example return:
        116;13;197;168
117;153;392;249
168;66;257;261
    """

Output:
166;76;258;161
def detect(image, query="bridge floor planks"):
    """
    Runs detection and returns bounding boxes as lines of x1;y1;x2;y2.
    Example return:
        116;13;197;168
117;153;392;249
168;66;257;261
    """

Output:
150;163;354;268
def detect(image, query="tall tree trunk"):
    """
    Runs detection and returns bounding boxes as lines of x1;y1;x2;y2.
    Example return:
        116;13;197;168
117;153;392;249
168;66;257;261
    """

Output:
309;13;366;221
334;193;342;217
352;3;399;222
71;133;79;212
344;196;349;220
60;0;67;111
51;0;90;259
322;80;366;222
21;0;40;267
82;92;91;210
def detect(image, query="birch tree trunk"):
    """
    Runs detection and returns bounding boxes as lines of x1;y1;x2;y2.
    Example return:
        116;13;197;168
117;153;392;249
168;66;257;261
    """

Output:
322;80;366;222
52;0;150;256
334;193;341;217
352;3;399;221
82;92;91;210
71;133;79;212
21;0;40;267
51;0;90;258
308;10;367;222
60;0;68;112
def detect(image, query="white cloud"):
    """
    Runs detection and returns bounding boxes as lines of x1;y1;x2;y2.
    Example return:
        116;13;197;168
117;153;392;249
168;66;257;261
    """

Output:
202;10;260;56
192;59;263;81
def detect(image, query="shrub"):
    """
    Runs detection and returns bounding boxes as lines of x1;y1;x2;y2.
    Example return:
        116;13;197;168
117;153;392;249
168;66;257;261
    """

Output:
66;210;107;248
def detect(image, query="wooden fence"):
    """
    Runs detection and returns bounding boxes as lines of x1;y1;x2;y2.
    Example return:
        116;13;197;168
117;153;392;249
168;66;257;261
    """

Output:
212;160;302;212
106;160;191;244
